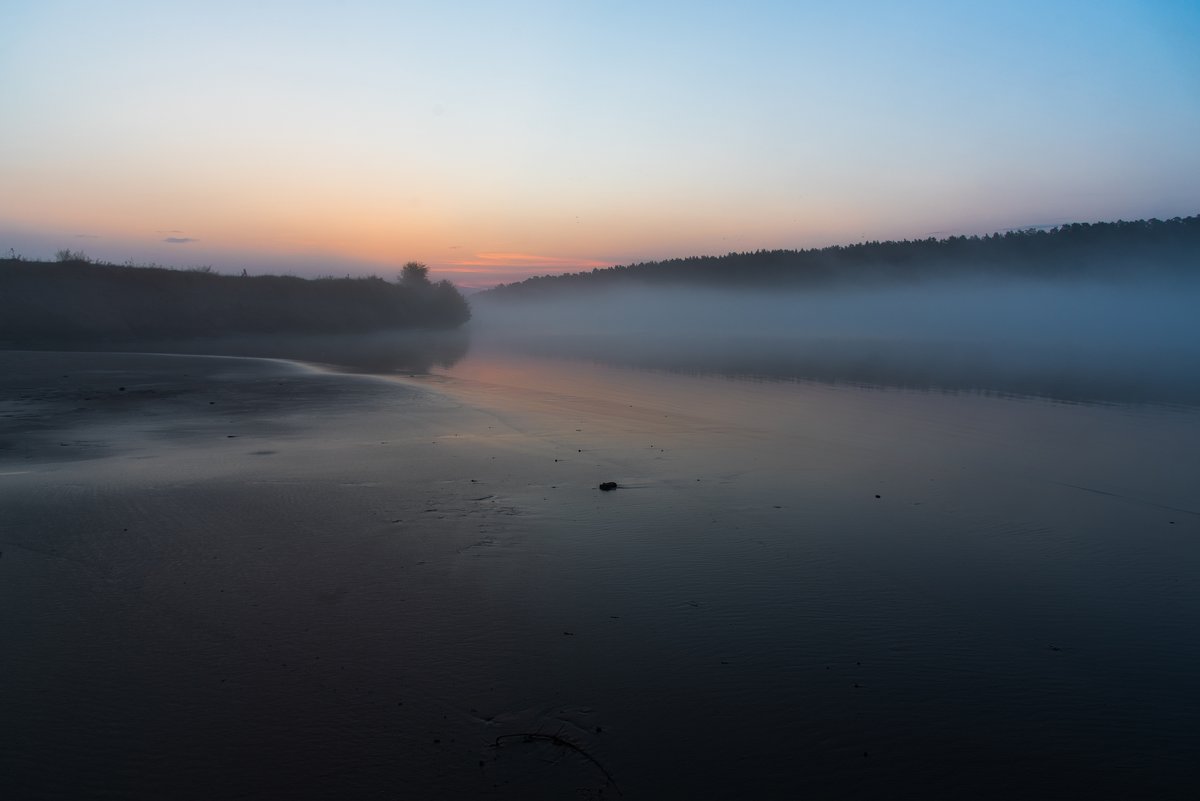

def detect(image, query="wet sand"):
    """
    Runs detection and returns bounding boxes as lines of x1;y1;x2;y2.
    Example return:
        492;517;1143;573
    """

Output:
3;349;1199;799
0;350;589;798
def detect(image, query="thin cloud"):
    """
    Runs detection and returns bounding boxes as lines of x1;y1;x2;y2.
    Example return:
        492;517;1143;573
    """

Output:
163;237;197;244
74;233;100;239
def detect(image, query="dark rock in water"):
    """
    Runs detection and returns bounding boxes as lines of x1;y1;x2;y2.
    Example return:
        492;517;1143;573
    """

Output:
599;482;619;491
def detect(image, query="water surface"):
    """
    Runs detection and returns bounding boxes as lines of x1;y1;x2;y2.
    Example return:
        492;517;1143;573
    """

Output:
425;342;1200;798
3;343;1198;799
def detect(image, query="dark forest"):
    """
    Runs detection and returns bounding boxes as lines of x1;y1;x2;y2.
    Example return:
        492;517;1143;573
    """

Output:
0;258;471;346
485;216;1200;298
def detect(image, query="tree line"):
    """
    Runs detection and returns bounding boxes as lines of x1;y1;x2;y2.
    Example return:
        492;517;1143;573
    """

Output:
0;257;471;346
484;215;1200;298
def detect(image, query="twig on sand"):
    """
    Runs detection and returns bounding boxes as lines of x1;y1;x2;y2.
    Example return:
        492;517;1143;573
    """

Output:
493;731;622;795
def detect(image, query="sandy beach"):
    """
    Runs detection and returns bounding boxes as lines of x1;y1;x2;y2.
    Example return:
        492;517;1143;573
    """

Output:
3;348;1199;799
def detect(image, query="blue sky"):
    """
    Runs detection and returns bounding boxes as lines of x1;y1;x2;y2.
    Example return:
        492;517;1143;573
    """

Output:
2;0;1197;286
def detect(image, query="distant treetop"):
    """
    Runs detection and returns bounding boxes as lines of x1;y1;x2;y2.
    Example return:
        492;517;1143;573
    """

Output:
400;261;430;286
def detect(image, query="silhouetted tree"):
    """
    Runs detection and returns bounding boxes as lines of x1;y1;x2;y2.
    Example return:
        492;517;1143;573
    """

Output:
400;262;430;287
55;248;91;263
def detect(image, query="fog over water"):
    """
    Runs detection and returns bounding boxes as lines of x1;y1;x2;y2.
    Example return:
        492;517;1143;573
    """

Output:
33;271;1199;406
469;275;1200;406
5;268;1200;799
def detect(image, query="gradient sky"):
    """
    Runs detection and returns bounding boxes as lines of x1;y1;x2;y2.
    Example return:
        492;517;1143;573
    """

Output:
2;1;1198;288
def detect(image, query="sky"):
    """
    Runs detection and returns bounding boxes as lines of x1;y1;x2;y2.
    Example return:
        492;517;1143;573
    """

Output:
2;1;1198;289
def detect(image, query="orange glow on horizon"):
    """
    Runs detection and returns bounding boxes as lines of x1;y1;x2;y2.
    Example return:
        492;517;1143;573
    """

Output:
428;253;617;289
427;253;617;288
446;252;613;270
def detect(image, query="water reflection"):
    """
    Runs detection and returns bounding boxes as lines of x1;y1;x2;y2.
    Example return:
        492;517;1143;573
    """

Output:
481;332;1200;408
471;280;1200;408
